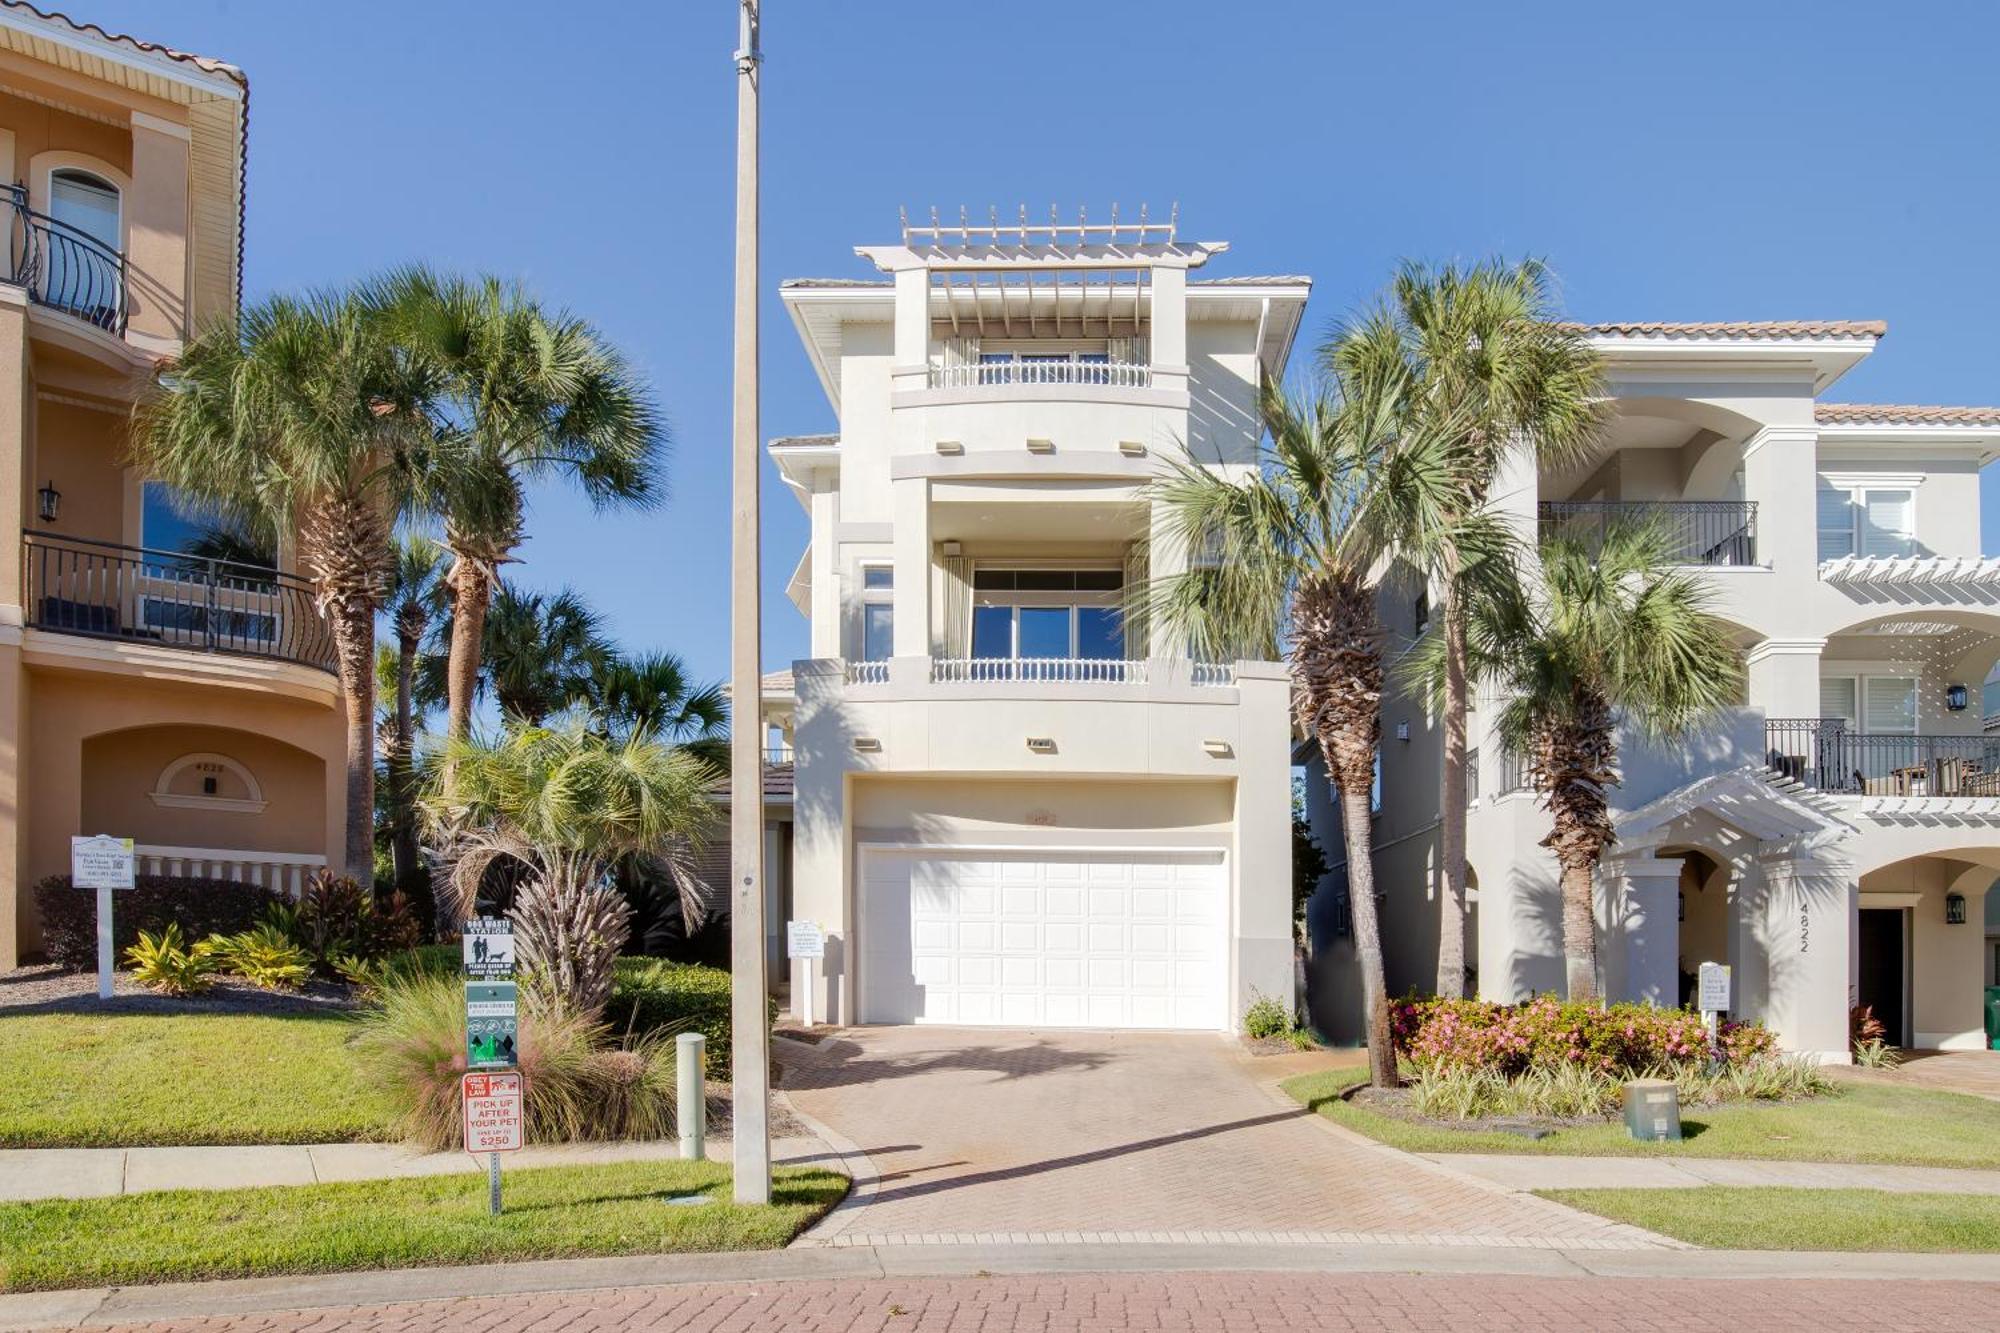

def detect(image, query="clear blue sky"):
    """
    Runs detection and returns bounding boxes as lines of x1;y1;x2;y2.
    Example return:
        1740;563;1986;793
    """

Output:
80;1;2000;686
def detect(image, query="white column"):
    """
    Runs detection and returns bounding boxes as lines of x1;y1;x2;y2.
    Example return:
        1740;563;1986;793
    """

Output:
891;477;931;658
1148;496;1189;661
1149;261;1188;393
1755;848;1855;1061
1601;853;1684;1007
788;660;849;1024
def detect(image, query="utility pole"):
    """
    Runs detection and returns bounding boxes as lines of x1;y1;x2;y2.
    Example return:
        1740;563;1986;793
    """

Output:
727;0;770;1207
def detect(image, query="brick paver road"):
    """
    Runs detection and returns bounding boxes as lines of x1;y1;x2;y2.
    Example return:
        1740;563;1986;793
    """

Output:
780;1028;1661;1247
86;1271;2000;1332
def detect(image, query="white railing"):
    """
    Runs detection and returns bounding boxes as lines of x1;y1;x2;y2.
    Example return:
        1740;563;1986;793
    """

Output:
931;657;1150;684
928;360;1153;390
846;660;891;685
1189;662;1235;687
134;844;328;896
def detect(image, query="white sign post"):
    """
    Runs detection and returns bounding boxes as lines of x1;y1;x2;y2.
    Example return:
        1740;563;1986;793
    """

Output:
71;835;135;1001
787;920;825;1028
1697;961;1732;1056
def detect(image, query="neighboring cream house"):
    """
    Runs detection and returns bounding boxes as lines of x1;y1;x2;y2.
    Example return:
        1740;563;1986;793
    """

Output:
764;210;1307;1031
1305;320;2000;1060
0;3;342;966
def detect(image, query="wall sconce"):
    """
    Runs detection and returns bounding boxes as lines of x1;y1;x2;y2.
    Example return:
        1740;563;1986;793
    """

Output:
1946;891;1968;925
1026;438;1055;454
852;737;882;753
1026;736;1057;754
935;439;964;455
1117;440;1146;457
940;540;963;557
1202;738;1233;758
1946;684;1969;712
36;479;60;523
1395;720;1410;742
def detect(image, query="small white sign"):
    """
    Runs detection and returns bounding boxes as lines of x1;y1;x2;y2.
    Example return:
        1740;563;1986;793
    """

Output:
462;1070;524;1155
462;918;516;980
1698;961;1732;1013
787;920;825;960
71;835;135;891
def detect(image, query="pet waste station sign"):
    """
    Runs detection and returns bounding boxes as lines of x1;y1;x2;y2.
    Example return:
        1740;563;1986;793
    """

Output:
461;918;520;1214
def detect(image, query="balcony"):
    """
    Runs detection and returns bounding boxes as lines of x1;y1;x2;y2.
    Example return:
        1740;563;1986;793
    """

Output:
1537;500;1758;566
928;359;1153;390
843;656;1237;688
1765;718;2000;797
23;532;335;673
7;185;126;335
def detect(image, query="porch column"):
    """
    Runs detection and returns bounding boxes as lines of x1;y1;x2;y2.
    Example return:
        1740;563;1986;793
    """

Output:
1601;852;1683;1007
1745;638;1825;729
1148;496;1188;660
1755;846;1855;1061
788;659;851;1024
890;476;931;660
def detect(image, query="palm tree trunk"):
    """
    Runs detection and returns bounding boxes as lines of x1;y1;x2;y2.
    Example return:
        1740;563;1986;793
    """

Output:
1559;853;1599;1001
1435;580;1469;999
330;605;378;882
1341;785;1399;1088
390;629;421;888
444;546;492;743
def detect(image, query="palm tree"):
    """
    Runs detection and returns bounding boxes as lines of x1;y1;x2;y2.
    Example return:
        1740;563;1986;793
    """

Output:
423;722;716;1017
1328;260;1606;999
1477;522;1742;1000
367;268;665;747
479;583;611;725
1146;378;1488;1089
383;533;449;890
134;292;434;880
585;650;728;770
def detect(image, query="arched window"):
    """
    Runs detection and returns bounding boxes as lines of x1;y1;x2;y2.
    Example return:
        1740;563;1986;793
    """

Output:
41;168;122;329
48;168;120;251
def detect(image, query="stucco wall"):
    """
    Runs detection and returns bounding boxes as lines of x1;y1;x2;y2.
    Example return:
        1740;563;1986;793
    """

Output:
80;723;326;854
30;397;124;545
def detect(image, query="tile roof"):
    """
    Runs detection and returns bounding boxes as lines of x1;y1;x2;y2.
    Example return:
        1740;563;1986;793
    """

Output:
1574;320;1886;340
761;669;795;694
1815;404;2000;427
1;0;241;77
768;434;838;449
782;278;891;289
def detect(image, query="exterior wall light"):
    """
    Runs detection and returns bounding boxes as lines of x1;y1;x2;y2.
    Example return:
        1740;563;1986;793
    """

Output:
1202;739;1233;757
1946;891;1968;925
1026;438;1055;454
1026;736;1057;754
941;540;963;557
935;439;964;455
1946;683;1969;711
1395;720;1410;742
852;737;882;752
36;479;60;523
1117;440;1146;457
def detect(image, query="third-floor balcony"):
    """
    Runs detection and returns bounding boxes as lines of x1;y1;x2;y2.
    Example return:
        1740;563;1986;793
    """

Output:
928;356;1153;391
1765;718;2000;798
7;185;127;336
1538;499;1758;566
843;656;1236;689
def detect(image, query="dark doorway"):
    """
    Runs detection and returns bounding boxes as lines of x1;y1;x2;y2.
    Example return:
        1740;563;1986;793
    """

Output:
1856;907;1909;1047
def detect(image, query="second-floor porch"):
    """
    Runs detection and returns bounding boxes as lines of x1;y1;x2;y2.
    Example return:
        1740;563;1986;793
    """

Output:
1537;499;1759;566
1766;718;2000;799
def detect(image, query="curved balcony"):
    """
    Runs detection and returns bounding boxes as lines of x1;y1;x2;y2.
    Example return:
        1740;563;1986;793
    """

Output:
929;359;1152;390
23;532;335;673
7;185;127;335
1537;500;1758;566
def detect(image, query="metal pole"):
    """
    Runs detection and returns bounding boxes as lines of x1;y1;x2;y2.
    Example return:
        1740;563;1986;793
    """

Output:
728;0;772;1208
678;1032;707;1161
488;1151;501;1216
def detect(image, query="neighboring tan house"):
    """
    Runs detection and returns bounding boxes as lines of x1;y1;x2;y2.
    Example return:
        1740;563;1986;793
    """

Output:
1304;320;2000;1060
0;2;343;967
762;209;1307;1031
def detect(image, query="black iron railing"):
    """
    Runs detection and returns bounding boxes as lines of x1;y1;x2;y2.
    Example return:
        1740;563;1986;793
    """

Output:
1765;718;2000;797
7;184;127;334
24;532;335;672
1537;500;1758;566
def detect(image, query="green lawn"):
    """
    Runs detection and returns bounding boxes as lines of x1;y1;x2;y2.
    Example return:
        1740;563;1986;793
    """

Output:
0;1160;848;1292
0;1012;394;1147
1284;1068;2000;1169
1543;1186;2000;1252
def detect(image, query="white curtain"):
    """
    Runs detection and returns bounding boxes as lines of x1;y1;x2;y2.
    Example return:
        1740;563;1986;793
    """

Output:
1121;540;1150;658
1108;335;1149;367
941;553;972;657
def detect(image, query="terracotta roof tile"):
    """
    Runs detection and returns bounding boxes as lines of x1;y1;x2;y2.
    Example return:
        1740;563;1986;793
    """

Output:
1573;320;1886;340
1;0;242;79
1816;404;2000;427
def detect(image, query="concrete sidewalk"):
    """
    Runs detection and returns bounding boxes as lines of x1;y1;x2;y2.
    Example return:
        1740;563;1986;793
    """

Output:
0;1136;837;1203
1427;1152;2000;1195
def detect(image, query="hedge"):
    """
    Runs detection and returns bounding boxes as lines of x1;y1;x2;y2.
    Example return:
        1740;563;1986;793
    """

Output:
1391;993;1779;1077
604;957;773;1077
32;875;283;972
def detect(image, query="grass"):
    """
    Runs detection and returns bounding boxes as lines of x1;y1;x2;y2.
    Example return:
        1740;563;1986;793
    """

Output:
1284;1067;2000;1169
0;1012;394;1147
1542;1186;2000;1252
0;1160;849;1293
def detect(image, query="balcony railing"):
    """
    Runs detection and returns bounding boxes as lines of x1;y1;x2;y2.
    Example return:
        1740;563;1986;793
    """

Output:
932;656;1151;684
928;360;1152;390
24;532;336;673
135;844;328;896
1765;718;2000;797
1537;500;1758;566
7;185;127;335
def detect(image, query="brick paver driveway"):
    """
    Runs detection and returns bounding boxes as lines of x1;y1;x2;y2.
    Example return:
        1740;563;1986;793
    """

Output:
779;1027;1660;1247
89;1272;2000;1332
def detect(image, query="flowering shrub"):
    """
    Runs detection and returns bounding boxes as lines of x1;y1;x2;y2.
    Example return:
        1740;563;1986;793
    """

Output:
1391;994;1776;1076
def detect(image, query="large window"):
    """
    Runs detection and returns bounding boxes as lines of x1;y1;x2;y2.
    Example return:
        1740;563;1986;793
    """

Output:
1817;478;1914;561
859;564;893;662
140;482;273;567
1821;674;1916;733
970;568;1124;662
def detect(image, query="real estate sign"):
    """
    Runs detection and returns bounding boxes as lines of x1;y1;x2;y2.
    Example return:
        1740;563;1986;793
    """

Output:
787;920;825;959
73;835;135;1002
1698;961;1732;1014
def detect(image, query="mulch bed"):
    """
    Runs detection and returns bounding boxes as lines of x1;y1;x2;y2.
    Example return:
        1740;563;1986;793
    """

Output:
0;963;359;1017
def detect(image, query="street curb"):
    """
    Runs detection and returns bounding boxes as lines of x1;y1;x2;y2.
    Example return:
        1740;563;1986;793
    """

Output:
770;1038;882;1242
7;1242;2000;1328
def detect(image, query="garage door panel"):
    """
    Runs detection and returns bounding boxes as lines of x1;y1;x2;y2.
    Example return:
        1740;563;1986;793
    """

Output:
861;849;1225;1031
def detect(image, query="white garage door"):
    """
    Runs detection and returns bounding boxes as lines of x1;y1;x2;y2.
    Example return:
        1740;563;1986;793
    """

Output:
858;848;1226;1030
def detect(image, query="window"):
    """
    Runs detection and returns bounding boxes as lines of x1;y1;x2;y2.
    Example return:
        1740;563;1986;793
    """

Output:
1818;478;1914;560
1466;747;1480;803
140;481;273;567
858;564;893;662
969;567;1125;662
49;169;120;251
1413;590;1429;634
1821;675;1916;733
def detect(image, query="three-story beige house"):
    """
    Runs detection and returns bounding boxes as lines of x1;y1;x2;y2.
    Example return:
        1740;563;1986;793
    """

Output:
0;2;342;967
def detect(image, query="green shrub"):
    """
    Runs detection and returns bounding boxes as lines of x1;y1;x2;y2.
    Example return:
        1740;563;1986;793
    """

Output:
604;958;769;1078
202;924;312;991
1243;992;1293;1040
34;876;281;971
124;924;220;996
385;943;461;982
271;873;421;976
1392;993;1777;1076
1408;1054;1835;1122
350;971;677;1150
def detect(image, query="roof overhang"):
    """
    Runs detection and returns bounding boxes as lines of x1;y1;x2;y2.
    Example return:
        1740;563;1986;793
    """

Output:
1615;766;1854;852
1587;332;1880;394
1816;421;2000;463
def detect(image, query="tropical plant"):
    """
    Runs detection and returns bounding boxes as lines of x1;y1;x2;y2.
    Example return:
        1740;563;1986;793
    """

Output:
1330;262;1605;998
477;582;613;725
269;872;421;975
423;723;716;1018
1469;522;1742;999
365;268;665;748
203;923;312;991
382;533;449;891
1144;375;1487;1089
133;291;440;879
124;924;219;996
584;650;729;769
